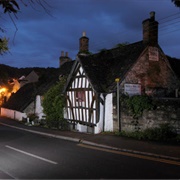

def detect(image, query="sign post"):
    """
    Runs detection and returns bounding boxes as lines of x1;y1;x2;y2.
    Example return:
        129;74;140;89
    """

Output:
115;78;121;132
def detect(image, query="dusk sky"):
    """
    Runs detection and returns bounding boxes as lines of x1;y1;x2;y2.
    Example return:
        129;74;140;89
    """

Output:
1;0;180;68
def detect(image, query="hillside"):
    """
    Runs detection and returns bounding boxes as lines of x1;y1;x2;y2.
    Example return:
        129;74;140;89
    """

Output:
0;64;60;83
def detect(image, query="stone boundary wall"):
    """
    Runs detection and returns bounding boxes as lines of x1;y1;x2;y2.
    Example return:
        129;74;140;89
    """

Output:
121;98;180;133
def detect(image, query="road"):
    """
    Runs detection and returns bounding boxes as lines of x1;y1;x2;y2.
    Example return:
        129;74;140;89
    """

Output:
0;123;179;179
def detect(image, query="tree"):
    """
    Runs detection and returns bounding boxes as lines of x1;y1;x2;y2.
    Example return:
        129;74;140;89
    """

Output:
0;37;8;54
0;0;49;54
0;0;48;14
0;0;19;13
42;77;67;129
172;0;180;7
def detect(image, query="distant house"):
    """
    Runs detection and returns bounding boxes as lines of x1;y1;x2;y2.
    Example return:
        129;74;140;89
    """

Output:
63;12;180;134
1;63;74;121
19;70;39;87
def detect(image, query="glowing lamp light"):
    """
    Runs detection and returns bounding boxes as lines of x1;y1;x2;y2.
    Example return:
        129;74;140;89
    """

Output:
115;78;120;82
0;88;6;94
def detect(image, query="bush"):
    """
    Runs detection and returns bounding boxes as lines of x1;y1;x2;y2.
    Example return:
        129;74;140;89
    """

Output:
28;113;38;122
117;123;178;142
121;95;154;119
143;124;177;141
42;77;68;130
45;118;68;130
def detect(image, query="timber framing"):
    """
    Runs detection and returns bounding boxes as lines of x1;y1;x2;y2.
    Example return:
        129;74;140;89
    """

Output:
64;60;99;127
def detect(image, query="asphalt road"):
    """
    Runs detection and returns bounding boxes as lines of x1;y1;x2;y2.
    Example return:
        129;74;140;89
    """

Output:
0;124;179;179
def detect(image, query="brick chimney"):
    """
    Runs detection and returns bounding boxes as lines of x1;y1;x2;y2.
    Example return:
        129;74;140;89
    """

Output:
79;31;89;54
59;51;72;67
142;11;158;45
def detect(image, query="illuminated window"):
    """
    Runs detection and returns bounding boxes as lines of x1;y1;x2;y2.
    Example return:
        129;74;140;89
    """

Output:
75;91;85;102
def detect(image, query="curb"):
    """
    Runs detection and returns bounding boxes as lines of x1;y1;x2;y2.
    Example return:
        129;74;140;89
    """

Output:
80;140;180;162
1;122;180;162
0;123;80;143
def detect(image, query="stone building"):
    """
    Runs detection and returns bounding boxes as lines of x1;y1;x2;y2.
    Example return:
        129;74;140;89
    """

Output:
63;12;180;133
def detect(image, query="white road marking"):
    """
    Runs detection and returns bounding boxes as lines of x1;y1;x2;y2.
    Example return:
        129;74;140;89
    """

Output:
5;145;58;165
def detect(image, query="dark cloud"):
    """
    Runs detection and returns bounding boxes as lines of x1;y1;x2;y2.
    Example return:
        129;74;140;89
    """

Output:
1;0;180;68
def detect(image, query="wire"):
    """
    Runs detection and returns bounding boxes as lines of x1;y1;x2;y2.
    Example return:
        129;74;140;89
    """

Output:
88;12;180;53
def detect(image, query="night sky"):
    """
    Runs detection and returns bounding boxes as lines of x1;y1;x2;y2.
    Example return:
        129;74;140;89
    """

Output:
1;0;180;68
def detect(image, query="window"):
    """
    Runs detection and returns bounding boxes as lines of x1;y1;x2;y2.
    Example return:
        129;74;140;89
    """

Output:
75;91;85;102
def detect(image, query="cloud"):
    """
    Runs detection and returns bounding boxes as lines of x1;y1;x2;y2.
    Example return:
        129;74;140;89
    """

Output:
1;0;180;68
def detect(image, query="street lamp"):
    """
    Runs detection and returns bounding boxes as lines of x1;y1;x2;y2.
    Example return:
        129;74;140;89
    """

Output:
0;87;7;105
115;78;121;132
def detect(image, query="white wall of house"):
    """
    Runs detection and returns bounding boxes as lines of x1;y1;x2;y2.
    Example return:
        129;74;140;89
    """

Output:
35;95;45;119
104;93;113;131
23;95;45;120
94;94;104;134
1;108;27;121
75;93;114;134
76;123;87;133
1;95;45;121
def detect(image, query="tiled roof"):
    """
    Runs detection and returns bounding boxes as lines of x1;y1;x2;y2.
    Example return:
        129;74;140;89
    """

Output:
78;41;147;93
3;83;36;111
59;61;75;76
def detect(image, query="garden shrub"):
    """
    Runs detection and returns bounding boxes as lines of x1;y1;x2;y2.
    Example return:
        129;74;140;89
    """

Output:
122;95;154;119
42;77;68;130
117;123;178;142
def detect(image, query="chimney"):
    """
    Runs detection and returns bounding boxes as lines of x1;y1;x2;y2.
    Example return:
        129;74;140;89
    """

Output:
59;51;72;67
142;11;158;45
61;51;64;57
79;31;89;54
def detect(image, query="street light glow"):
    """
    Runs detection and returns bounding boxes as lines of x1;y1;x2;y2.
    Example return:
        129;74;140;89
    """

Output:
0;87;6;93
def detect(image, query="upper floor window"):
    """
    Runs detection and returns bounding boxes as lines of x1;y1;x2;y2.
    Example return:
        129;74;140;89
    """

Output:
75;91;85;102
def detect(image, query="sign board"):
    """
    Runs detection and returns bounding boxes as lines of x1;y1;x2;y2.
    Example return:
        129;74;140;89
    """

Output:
149;47;159;61
124;84;141;96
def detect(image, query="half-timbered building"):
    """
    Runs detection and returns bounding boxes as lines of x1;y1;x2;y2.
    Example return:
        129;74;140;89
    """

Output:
63;12;180;133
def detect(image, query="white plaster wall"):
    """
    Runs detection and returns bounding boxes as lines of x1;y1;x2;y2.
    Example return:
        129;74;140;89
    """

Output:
1;108;27;121
104;93;113;131
63;107;67;119
1;108;14;119
76;123;87;132
14;111;27;121
35;95;45;119
94;94;104;134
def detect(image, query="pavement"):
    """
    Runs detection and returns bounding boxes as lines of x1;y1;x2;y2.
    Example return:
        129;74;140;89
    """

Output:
0;117;179;162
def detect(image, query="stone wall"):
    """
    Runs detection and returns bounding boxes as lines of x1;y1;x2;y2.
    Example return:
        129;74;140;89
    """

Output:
121;98;180;133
